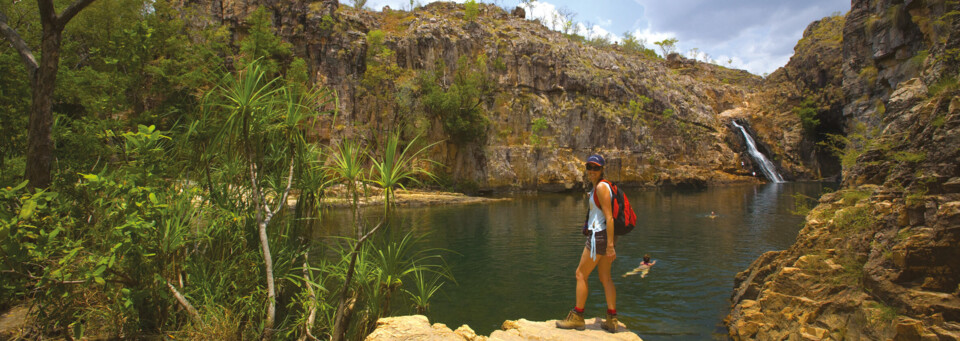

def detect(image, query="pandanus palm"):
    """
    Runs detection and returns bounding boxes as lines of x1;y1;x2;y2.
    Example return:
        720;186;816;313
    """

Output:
367;133;440;216
326;139;367;230
207;60;334;340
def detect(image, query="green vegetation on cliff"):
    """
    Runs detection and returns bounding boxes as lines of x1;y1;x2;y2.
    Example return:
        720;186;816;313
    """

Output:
728;0;960;339
0;2;452;339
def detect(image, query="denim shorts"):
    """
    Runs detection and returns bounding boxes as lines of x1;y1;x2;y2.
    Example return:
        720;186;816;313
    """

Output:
585;230;615;255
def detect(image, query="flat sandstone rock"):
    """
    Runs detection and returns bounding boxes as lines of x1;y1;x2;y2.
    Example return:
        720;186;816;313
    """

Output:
366;315;642;341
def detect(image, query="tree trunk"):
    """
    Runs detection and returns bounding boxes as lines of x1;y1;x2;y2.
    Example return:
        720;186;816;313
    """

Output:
331;221;383;341
1;0;98;189
24;28;61;189
258;217;277;340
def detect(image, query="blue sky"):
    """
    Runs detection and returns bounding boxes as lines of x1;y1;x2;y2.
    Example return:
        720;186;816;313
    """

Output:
363;0;850;75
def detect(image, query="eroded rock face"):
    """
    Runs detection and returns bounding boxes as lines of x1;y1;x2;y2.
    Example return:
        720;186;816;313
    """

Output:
726;0;960;339
736;15;847;181
176;1;779;191
365;315;643;341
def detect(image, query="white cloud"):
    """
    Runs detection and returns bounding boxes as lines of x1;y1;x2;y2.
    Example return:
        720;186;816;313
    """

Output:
348;0;850;75
629;28;678;51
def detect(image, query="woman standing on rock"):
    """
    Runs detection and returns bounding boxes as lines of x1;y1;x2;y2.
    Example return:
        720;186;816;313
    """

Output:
556;154;620;332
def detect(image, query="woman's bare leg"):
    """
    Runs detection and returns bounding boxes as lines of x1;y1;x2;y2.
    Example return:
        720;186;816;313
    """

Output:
597;252;617;310
597;254;616;310
575;247;600;309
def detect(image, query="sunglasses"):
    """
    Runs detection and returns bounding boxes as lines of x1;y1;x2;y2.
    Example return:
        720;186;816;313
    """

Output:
586;163;602;171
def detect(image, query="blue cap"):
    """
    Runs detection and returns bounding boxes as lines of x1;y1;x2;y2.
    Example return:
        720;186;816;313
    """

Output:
586;154;605;167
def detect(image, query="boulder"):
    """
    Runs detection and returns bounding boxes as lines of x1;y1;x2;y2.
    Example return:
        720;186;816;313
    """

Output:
511;6;525;19
365;315;643;341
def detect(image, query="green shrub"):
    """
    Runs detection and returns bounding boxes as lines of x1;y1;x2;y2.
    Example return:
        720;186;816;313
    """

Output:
793;98;820;135
464;0;479;21
867;301;898;326
662;108;675;119
586;34;613;49
892;151;926;163
841;188;873;205
931;114;947;128
928;75;958;97
530;117;548;146
874;99;886;116
237;7;293;76
319;14;335;31
834;204;875;232
420;55;492;145
791;193;818;216
909;50;929;68
905;187;927;206
834;254;865;286
621;32;659;58
362;30;402;91
628;96;652;121
860;65;879;84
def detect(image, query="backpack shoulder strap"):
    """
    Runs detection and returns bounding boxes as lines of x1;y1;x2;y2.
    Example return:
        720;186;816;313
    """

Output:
593;180;614;206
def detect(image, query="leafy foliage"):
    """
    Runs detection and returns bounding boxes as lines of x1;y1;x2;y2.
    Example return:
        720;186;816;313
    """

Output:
530;117;549;146
793;97;821;135
654;38;679;56
367;133;439;215
421;55;492;145
237;7;293;76
621;32;659;59
1;40;448;341
464;0;479;21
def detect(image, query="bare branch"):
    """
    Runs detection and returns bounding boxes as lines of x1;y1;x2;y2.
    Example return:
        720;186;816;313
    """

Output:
298;254;319;341
1;270;85;284
271;155;296;215
249;161;263;221
0;10;39;75
166;279;203;324
57;0;97;27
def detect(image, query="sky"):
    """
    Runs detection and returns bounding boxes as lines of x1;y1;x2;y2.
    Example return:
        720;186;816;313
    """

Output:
362;0;851;75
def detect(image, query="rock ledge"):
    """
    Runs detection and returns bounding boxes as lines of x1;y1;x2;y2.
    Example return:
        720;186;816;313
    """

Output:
366;315;642;340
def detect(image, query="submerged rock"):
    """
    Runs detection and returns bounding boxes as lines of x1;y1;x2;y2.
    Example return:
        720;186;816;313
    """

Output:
366;315;642;340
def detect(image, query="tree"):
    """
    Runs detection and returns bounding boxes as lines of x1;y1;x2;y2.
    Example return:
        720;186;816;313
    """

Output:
688;47;700;62
654;38;678;56
206;60;333;339
557;7;576;34
0;0;97;189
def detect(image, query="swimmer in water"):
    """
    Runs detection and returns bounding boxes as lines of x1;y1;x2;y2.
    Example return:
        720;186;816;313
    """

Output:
708;211;718;219
623;254;656;278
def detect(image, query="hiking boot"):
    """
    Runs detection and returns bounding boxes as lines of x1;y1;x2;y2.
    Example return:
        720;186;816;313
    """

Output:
555;309;585;330
601;313;619;333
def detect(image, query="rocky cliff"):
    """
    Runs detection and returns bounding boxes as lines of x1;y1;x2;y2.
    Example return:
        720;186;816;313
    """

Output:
742;15;847;181
174;0;800;192
726;0;960;339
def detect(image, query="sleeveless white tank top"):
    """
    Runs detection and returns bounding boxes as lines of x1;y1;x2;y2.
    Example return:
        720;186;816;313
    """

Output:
586;181;612;259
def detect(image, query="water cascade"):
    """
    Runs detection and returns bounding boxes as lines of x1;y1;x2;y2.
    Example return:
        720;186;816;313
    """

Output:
731;121;785;183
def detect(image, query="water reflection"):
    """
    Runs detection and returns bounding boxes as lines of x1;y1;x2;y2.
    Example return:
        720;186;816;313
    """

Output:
314;182;833;340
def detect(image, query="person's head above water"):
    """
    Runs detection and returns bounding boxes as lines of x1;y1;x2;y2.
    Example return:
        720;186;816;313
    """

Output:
643;254;651;263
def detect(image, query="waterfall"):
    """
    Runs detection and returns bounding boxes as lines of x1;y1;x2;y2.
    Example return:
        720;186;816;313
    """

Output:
731;121;785;183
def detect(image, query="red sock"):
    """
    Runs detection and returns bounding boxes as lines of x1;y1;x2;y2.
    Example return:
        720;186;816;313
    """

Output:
607;308;617;315
573;307;584;314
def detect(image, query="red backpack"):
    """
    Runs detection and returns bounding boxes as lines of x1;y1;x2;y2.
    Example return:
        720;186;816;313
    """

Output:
586;180;637;235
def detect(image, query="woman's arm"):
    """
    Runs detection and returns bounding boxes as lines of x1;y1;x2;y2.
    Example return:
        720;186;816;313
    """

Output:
598;183;616;257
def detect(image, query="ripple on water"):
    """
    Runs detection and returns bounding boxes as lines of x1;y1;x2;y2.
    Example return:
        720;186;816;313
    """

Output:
316;183;832;340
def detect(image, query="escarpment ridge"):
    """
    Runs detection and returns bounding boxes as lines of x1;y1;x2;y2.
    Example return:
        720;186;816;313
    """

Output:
726;0;960;339
177;0;818;191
